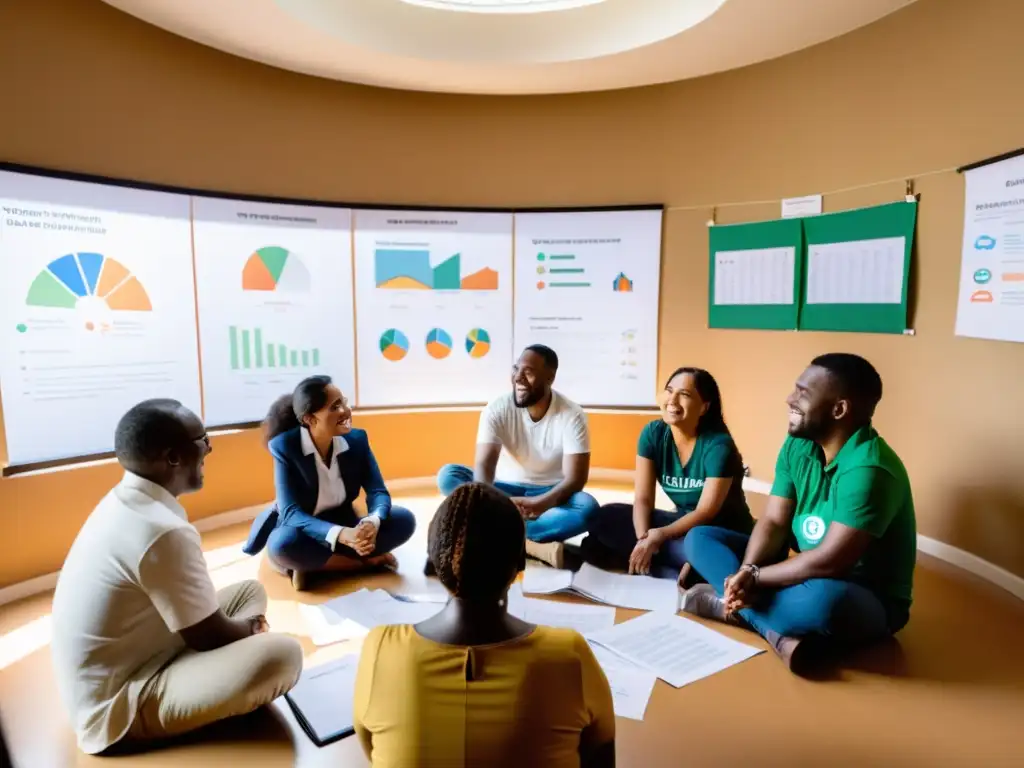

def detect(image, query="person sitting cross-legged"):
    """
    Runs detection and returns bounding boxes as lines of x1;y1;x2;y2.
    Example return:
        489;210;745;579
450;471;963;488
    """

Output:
436;344;599;570
242;375;416;590
680;353;917;675
51;399;303;755
585;367;754;580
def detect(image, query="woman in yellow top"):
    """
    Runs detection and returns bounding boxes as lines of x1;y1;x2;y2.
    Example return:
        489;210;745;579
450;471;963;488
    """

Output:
353;482;616;768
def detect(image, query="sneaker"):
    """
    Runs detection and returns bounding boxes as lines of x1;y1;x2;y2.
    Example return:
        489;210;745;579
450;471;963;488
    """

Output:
525;539;565;570
679;583;728;622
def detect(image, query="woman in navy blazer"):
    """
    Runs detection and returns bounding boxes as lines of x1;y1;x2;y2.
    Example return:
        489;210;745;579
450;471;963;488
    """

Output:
242;375;416;590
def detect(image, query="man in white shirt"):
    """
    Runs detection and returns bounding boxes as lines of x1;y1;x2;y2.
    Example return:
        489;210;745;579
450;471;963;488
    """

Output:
437;345;599;568
51;399;303;755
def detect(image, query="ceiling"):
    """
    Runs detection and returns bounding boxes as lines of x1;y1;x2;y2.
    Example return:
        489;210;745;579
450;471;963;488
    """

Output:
100;0;918;95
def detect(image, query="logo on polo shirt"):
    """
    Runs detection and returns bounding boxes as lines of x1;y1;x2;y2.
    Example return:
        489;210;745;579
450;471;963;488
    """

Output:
662;476;704;491
801;515;827;543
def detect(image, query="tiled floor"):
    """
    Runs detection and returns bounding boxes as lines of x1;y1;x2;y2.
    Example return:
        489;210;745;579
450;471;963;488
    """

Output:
1;487;1023;767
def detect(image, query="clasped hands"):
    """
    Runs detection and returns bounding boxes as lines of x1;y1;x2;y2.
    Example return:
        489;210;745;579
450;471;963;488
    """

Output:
339;518;379;556
510;496;547;520
722;566;757;615
627;528;666;575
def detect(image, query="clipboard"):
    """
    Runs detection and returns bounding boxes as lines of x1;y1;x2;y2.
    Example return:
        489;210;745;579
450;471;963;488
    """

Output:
283;655;359;747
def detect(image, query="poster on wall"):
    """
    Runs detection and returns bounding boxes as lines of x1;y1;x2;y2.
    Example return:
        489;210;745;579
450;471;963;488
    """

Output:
0;170;202;465
513;209;662;406
353;209;514;407
192;198;356;427
955;153;1024;344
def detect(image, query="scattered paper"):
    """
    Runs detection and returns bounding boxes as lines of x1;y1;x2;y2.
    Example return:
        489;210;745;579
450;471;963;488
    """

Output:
507;585;615;634
571;563;680;613
299;603;368;647
321;588;444;630
286;654;359;742
588;641;657;721
521;567;574;595
587;611;763;688
388;590;450;604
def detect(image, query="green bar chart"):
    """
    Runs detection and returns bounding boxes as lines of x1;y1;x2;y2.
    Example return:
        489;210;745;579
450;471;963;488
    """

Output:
228;325;320;371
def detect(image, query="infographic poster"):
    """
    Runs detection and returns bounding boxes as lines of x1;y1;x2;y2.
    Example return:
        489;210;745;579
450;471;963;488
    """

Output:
514;209;662;406
955;154;1024;344
0;170;201;465
353;209;513;406
192;198;355;426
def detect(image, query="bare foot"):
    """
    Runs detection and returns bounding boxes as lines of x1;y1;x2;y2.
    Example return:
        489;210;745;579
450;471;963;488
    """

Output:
366;552;398;571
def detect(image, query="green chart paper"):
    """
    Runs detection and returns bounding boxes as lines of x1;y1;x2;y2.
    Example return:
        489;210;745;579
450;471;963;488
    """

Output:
799;201;917;334
708;218;803;330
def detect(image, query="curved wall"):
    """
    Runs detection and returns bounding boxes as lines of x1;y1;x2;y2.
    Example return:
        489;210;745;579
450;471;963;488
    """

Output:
1;0;1023;586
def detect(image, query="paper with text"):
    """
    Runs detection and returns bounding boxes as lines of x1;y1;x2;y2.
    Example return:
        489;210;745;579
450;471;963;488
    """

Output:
714;247;796;306
286;654;359;742
522;567;575;595
806;237;905;304
507;585;616;634
571;563;680;613
322;588;444;630
588;642;657;721
587;611;763;687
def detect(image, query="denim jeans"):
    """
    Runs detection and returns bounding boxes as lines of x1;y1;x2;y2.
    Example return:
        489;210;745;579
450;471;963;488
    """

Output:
588;502;689;580
683;525;900;645
266;506;416;572
436;464;600;543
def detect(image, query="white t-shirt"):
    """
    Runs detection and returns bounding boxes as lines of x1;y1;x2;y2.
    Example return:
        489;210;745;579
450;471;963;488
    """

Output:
477;390;590;487
51;472;220;754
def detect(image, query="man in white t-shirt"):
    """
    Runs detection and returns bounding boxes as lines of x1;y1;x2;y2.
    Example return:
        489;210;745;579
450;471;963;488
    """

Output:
437;345;599;568
51;399;303;755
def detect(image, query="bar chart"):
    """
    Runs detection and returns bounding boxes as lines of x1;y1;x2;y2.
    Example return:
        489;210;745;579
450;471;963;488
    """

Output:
228;325;320;371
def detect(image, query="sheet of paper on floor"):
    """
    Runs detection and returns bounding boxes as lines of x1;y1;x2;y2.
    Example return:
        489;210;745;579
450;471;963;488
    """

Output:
322;588;444;630
521;567;574;595
507;585;615;634
570;563;680;613
298;603;369;646
586;611;764;687
587;642;657;721
286;654;359;742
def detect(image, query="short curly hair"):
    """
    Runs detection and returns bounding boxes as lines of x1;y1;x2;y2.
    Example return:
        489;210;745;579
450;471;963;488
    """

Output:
428;482;525;602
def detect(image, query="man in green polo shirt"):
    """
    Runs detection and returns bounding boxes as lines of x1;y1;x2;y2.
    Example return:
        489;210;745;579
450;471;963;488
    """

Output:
680;353;916;674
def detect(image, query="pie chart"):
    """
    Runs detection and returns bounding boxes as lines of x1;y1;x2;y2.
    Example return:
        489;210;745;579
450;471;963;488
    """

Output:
242;246;311;292
465;328;491;359
425;328;453;359
379;328;409;362
25;253;152;312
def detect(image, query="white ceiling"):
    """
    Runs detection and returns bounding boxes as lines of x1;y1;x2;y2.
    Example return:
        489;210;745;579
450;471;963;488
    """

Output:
100;0;918;95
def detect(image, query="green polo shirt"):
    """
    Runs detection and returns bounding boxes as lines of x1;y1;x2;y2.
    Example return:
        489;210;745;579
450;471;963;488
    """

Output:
770;426;917;619
637;421;754;534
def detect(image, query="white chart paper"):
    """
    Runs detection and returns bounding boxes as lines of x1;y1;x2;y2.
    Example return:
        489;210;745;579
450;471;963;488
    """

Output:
192;197;355;426
587;611;763;688
321;588;444;630
507;585;616;634
0;170;201;465
353;209;513;406
299;603;368;647
714;247;795;305
806;237;906;304
286;654;359;742
513;210;662;406
571;563;680;614
588;641;657;721
955;154;1024;343
521;567;575;595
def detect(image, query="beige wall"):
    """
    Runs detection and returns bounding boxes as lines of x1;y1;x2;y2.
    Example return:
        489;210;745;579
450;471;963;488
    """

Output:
1;0;1022;586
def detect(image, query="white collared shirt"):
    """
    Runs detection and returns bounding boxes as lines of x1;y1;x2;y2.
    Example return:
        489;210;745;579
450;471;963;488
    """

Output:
299;428;379;550
51;472;220;755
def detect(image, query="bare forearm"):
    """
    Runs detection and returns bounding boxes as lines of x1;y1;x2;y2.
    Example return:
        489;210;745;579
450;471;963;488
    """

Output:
742;518;789;567
659;505;718;541
756;550;839;588
632;499;654;538
535;477;584;510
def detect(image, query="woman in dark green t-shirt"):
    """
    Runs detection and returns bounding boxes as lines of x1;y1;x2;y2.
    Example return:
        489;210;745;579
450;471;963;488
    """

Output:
584;367;754;581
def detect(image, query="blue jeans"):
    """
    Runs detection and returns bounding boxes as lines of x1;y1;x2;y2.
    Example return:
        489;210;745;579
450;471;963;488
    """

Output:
267;506;416;572
436;464;600;543
683;525;900;645
589;503;689;580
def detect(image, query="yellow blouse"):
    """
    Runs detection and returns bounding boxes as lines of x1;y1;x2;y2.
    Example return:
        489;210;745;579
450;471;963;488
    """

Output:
353;623;615;768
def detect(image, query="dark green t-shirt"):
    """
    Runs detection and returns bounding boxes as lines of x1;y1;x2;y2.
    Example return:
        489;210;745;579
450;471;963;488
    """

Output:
637;420;753;534
770;426;917;615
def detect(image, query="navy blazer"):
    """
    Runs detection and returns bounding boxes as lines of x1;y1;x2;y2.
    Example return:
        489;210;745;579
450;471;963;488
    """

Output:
242;426;392;555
